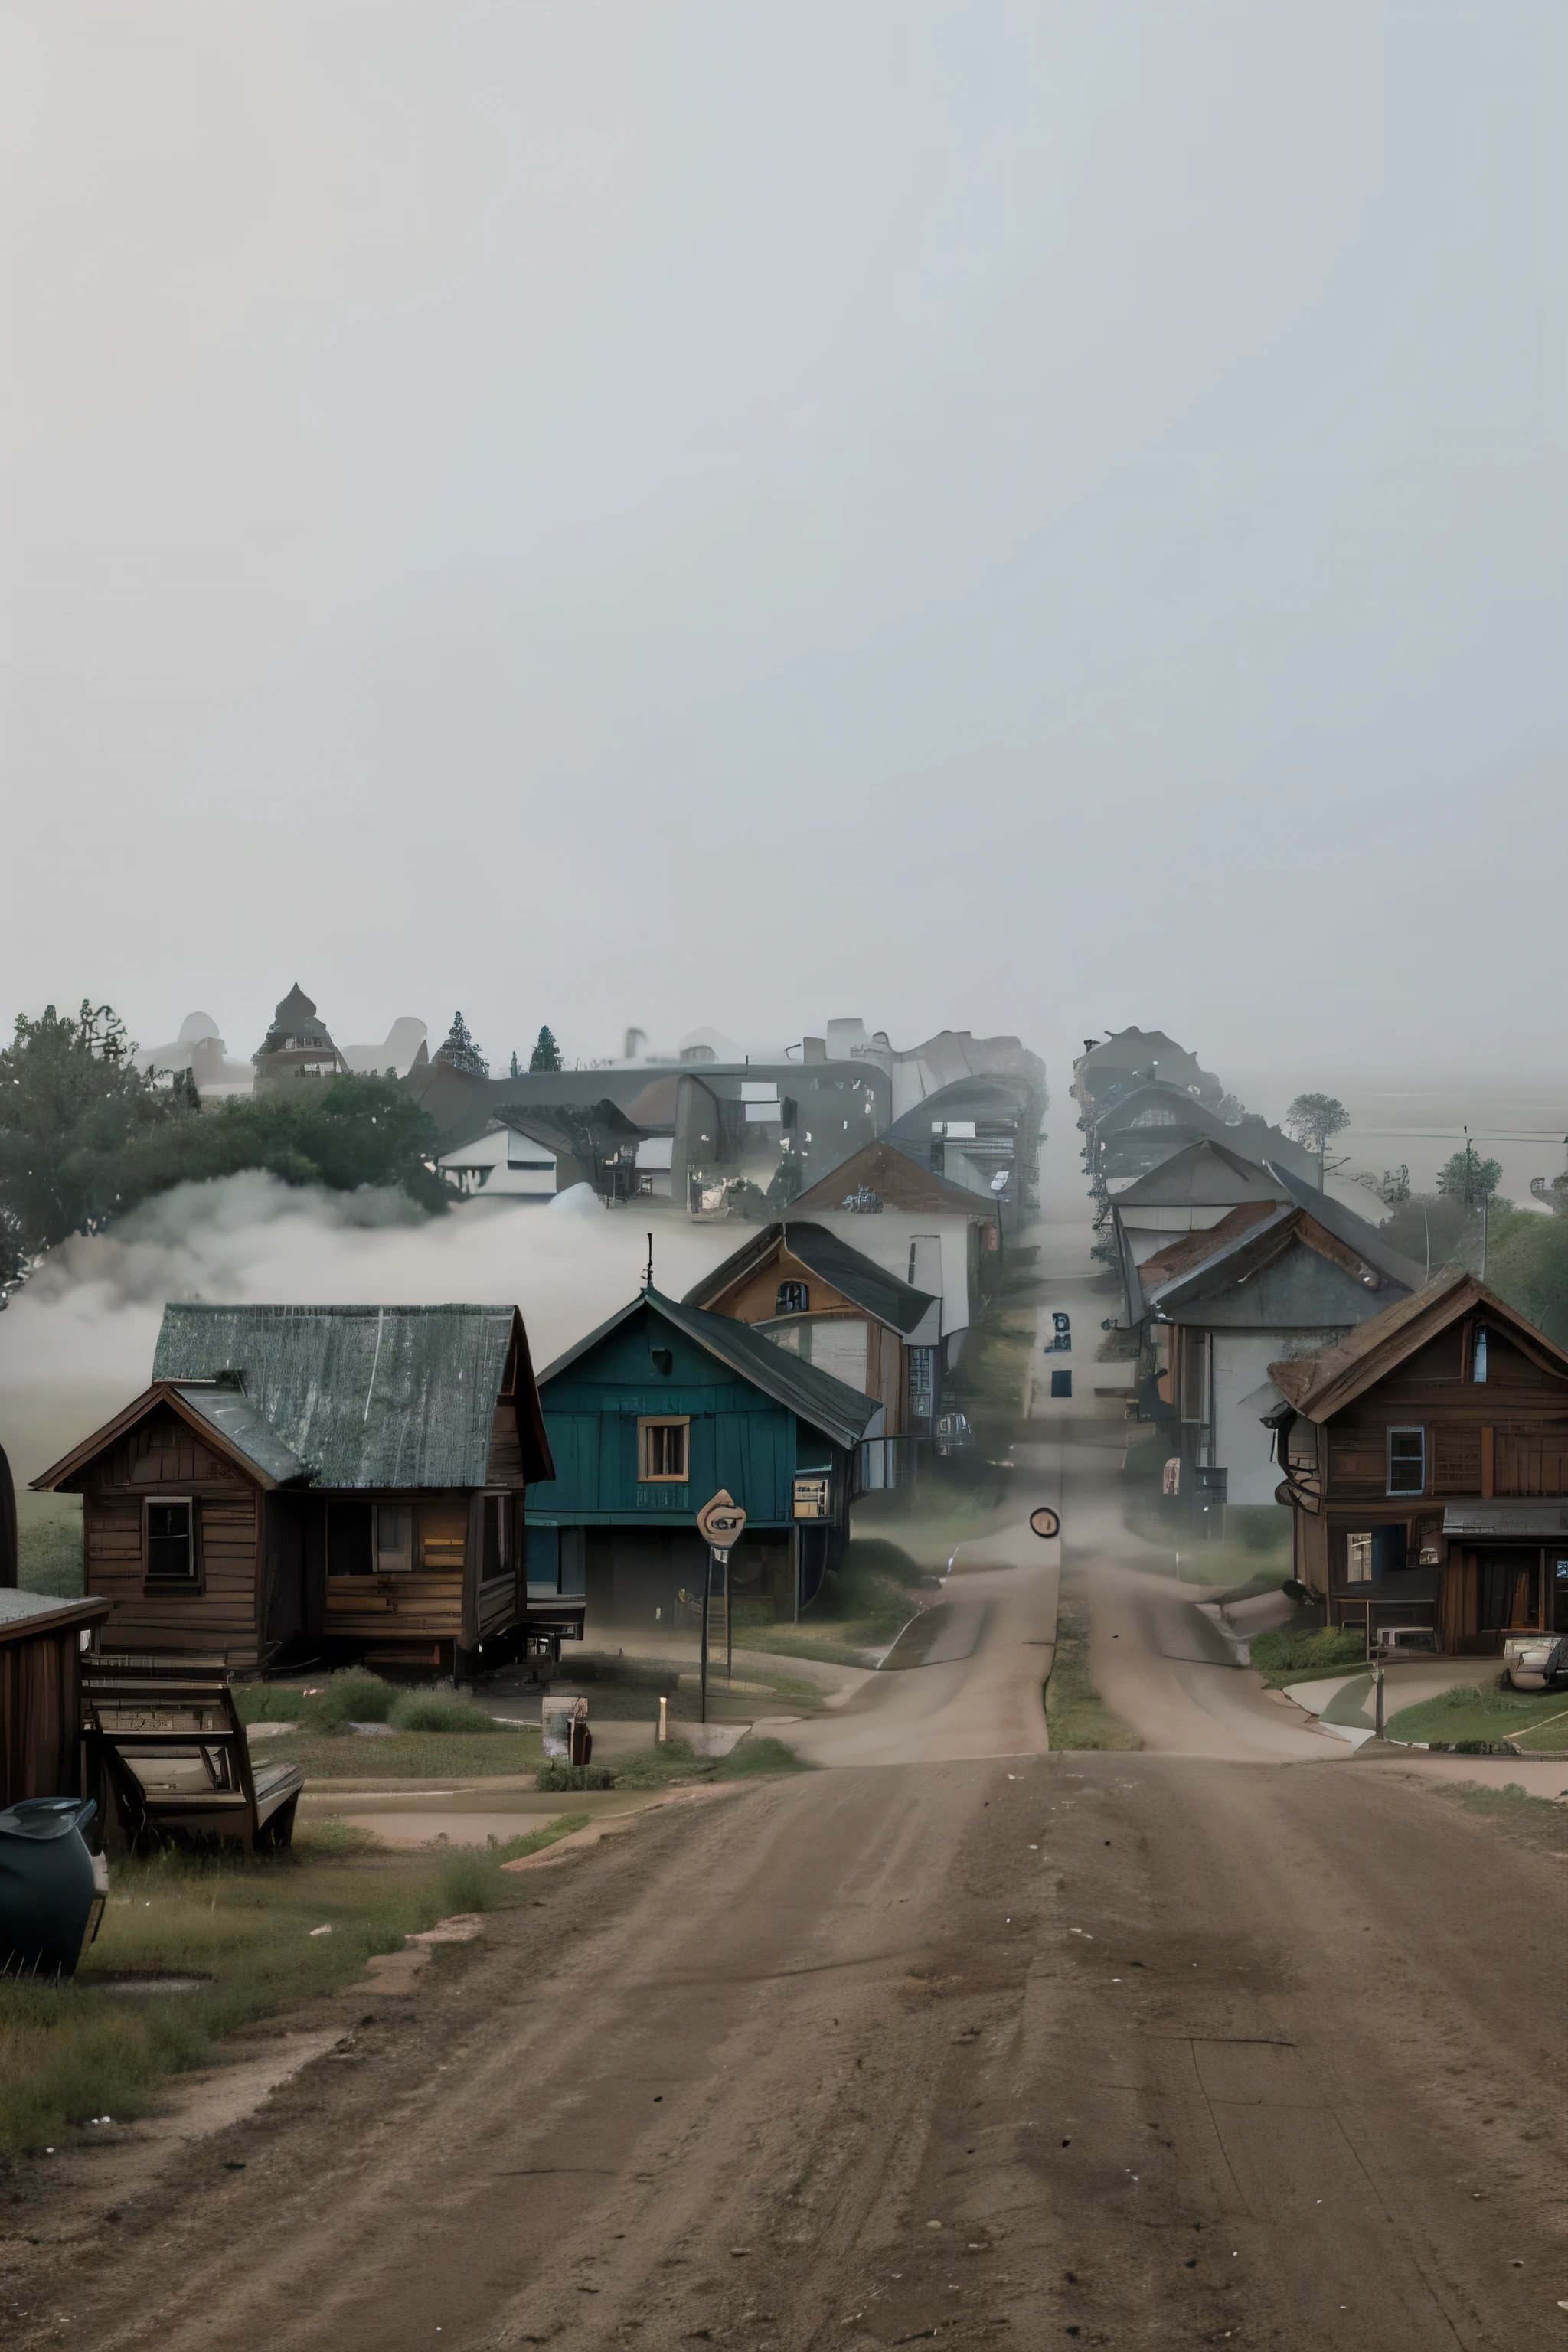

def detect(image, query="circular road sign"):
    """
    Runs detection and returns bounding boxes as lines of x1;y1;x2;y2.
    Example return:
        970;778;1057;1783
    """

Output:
1029;1505;1062;1540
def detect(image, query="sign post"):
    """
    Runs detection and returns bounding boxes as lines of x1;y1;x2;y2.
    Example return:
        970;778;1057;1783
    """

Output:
694;1491;748;1724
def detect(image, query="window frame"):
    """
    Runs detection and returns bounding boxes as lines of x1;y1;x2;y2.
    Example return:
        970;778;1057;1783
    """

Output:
638;1416;691;1484
1345;1530;1374;1585
480;1491;510;1585
373;1499;415;1573
143;1494;201;1591
1386;1426;1426;1498
776;1280;809;1316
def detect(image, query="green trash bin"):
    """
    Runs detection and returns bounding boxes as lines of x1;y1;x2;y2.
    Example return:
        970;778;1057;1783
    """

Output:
0;1798;100;1982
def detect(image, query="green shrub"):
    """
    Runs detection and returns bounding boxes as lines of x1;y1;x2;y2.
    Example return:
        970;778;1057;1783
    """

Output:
437;1847;508;1914
534;1759;617;1792
306;1668;398;1726
389;1689;501;1736
1250;1624;1367;1678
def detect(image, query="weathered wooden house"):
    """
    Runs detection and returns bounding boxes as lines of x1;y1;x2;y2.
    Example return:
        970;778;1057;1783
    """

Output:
1269;1272;1568;1654
31;1303;554;1677
527;1286;877;1635
682;1221;939;1486
1;1589;111;1805
1138;1171;1423;1507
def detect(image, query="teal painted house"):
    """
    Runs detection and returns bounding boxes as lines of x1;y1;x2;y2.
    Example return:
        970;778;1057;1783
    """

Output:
526;1288;878;1635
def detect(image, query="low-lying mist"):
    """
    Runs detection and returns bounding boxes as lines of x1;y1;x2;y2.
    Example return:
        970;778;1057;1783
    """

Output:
0;1174;735;1520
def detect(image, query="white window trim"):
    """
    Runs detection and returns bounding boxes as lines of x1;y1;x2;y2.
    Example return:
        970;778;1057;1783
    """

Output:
638;1416;691;1483
1386;1426;1426;1498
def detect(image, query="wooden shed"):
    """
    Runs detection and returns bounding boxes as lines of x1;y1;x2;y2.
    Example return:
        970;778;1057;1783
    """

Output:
31;1303;554;1677
1;1589;111;1807
527;1285;877;1634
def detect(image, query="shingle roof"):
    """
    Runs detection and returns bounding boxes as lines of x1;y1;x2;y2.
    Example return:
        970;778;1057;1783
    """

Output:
539;1289;879;1453
790;1138;991;1219
683;1221;936;1334
1135;1202;1286;1298
152;1302;548;1488
1268;1272;1568;1419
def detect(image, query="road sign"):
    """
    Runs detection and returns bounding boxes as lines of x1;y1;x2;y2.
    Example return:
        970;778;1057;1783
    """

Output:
1029;1505;1061;1540
696;1489;748;1547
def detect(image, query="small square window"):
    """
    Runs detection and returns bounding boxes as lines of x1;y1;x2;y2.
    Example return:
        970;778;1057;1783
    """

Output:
146;1498;196;1585
1387;1428;1425;1496
776;1282;808;1316
639;1419;690;1481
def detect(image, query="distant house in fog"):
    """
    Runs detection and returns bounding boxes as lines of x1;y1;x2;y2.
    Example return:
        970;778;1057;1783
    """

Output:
253;984;350;1089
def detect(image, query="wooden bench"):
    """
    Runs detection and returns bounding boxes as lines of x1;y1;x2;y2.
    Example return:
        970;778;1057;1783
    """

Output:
82;1655;303;1854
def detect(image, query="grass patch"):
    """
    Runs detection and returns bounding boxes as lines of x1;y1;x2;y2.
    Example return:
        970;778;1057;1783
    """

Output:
253;1727;544;1781
710;1735;811;1779
16;1514;85;1599
1045;1592;1142;1752
787;1534;931;1652
611;1733;808;1790
1250;1623;1367;1686
0;1839;533;2160
1385;1683;1568;1749
729;1625;884;1668
958;1303;1036;1436
1441;1781;1568;1853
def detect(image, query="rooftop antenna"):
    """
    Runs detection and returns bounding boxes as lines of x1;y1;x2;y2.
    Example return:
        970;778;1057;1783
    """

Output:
644;1233;654;1292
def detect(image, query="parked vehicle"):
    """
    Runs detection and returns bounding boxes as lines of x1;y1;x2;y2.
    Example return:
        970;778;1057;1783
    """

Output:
1501;1634;1568;1691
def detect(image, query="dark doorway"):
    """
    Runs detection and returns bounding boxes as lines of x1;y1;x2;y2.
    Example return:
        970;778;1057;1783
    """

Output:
1477;1549;1537;1631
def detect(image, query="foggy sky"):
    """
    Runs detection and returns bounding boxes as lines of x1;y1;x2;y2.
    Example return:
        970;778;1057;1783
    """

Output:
3;2;1563;1092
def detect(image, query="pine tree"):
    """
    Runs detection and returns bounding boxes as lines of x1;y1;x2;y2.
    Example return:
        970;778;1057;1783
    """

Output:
529;1026;563;1073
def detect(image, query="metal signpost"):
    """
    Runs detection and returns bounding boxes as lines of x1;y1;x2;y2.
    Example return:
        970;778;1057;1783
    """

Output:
1029;1505;1062;1540
694;1490;748;1723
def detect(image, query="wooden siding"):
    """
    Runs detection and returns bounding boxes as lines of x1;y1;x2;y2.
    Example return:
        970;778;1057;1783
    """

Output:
485;1402;528;1488
325;1571;463;1641
1;1609;107;1805
83;1404;263;1666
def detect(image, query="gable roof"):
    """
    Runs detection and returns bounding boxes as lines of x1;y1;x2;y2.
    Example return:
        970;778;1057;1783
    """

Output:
1091;1082;1228;1137
538;1289;879;1453
1140;1194;1420;1321
1136;1202;1287;1300
789;1138;992;1220
1262;1162;1421;1287
1110;1138;1285;1210
1269;1272;1568;1420
36;1302;554;1493
682;1222;936;1334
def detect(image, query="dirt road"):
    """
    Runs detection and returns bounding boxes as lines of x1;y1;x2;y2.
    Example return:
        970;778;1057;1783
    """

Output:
8;1171;1564;2347
13;1743;1564;2352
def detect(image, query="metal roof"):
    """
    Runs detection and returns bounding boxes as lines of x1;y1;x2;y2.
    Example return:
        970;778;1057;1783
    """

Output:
0;1588;109;1639
152;1302;537;1488
683;1221;936;1335
172;1383;310;1486
539;1288;879;1453
1109;1138;1285;1210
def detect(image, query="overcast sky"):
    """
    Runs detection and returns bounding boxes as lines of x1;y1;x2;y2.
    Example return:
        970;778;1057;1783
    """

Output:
3;2;1563;1099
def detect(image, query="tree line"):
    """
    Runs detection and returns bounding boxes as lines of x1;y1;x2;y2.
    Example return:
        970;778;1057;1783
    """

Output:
0;1001;447;1281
